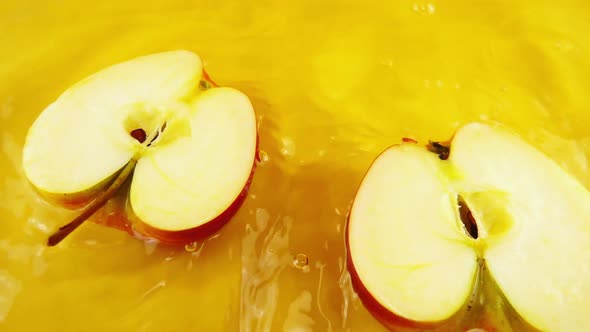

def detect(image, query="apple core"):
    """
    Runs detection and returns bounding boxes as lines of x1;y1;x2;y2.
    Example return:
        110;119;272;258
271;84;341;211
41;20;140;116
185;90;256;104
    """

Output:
457;195;478;240
22;50;258;246
347;122;590;331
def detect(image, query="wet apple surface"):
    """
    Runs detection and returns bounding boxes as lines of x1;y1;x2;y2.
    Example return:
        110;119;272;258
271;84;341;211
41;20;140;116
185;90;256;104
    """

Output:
347;122;590;331
2;1;590;331
21;51;259;246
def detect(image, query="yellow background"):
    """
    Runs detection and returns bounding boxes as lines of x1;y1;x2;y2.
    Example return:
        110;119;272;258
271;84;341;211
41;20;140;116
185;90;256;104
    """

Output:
1;0;589;331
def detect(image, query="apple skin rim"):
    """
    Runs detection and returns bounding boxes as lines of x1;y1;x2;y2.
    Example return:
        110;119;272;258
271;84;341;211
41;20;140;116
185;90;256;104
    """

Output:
345;228;485;331
343;142;473;331
130;135;260;246
24;59;259;247
30;171;118;210
130;68;254;245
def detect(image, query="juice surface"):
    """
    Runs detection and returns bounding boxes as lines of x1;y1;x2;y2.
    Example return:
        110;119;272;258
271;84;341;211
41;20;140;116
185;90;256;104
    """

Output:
1;1;590;331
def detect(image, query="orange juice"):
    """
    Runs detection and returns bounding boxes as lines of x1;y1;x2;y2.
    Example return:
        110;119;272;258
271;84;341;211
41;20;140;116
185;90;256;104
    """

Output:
1;1;589;331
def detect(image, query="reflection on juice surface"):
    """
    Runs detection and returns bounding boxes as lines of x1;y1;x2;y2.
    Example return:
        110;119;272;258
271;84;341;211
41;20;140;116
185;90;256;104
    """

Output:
1;0;590;331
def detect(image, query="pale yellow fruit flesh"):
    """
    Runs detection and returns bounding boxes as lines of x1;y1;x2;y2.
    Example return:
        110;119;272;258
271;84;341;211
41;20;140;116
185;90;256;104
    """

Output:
22;50;202;195
348;144;478;322
130;87;257;231
450;123;590;332
350;122;590;331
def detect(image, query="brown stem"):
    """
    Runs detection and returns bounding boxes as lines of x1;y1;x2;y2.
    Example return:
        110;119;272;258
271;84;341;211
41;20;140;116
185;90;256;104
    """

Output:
460;257;485;330
469;258;484;310
47;158;138;246
426;141;451;160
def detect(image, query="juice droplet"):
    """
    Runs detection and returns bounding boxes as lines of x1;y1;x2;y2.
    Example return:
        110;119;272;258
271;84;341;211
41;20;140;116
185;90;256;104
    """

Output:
185;241;199;252
293;253;309;269
257;149;269;165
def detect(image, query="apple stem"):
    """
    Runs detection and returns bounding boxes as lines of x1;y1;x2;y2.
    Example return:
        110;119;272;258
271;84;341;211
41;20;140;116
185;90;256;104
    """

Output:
47;158;138;246
469;258;484;308
427;141;450;160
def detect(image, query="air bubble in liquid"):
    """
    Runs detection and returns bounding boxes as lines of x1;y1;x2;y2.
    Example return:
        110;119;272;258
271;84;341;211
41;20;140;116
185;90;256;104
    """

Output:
257;149;269;165
185;241;199;252
293;254;309;269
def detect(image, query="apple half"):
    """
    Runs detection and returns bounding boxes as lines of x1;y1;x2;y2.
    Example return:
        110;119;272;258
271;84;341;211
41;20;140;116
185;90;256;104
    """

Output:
346;122;590;331
22;50;258;246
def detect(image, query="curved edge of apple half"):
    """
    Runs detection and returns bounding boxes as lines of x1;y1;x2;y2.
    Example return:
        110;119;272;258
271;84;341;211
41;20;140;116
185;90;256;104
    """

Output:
345;121;590;332
130;136;259;246
345;219;447;330
345;232;480;331
343;143;475;331
30;172;117;209
21;50;259;247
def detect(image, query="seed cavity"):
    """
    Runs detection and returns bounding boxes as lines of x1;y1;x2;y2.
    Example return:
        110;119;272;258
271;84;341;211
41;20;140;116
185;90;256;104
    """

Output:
458;195;478;239
130;122;168;147
147;122;167;147
130;128;147;143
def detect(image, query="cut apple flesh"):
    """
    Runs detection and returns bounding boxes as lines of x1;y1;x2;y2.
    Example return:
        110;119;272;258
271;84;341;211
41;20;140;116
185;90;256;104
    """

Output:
347;144;478;324
347;122;590;331
130;87;257;232
22;50;257;245
23;51;201;195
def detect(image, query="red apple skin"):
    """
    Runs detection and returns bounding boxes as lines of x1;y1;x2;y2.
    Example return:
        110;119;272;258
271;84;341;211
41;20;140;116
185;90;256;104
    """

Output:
96;136;259;246
345;142;471;332
345;217;472;331
127;68;251;246
31;172;117;209
33;67;258;246
132;157;256;246
38;190;94;209
39;70;217;210
92;71;255;245
345;218;443;331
